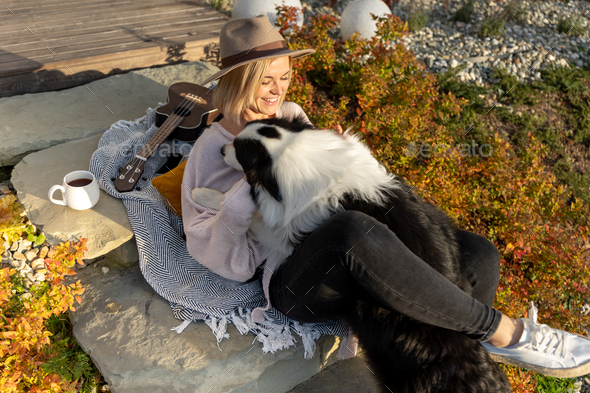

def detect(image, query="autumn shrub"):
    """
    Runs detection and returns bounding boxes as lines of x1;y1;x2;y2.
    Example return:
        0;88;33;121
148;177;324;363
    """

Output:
277;6;590;390
0;235;87;392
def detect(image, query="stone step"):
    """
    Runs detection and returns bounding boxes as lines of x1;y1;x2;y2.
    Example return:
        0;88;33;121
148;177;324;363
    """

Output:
0;60;220;166
11;132;136;262
70;263;343;393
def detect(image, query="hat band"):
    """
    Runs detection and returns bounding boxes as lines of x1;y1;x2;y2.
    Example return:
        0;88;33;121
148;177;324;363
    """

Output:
221;40;289;69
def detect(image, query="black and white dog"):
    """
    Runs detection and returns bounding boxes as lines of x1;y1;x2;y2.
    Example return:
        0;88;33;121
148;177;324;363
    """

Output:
192;117;510;392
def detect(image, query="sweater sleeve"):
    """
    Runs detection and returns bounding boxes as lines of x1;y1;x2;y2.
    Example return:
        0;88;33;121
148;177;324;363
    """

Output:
181;129;267;283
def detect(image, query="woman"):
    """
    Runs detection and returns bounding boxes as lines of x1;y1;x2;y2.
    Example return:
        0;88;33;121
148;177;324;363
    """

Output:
181;15;590;377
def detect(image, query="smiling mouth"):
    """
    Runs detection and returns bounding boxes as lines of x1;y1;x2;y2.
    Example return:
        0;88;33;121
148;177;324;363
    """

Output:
262;97;279;103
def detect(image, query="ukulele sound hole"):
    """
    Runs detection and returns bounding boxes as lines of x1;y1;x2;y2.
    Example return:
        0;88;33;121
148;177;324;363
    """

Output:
174;107;192;117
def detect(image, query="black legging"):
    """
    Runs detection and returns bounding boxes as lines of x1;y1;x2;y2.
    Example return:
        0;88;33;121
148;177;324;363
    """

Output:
269;210;503;341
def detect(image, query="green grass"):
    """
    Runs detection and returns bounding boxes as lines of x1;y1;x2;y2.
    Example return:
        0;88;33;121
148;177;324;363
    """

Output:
503;0;525;23
407;9;430;32
479;18;505;38
535;373;580;392
451;0;475;23
557;14;587;37
42;314;105;392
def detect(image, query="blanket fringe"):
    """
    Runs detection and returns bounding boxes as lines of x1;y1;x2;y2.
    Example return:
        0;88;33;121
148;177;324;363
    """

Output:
205;316;230;351
171;320;192;334
193;308;325;359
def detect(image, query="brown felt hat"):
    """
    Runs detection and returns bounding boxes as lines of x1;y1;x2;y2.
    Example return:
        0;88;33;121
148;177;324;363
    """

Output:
201;15;315;85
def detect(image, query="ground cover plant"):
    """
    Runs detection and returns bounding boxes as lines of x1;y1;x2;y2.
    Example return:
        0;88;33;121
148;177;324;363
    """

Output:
277;6;590;391
0;194;100;392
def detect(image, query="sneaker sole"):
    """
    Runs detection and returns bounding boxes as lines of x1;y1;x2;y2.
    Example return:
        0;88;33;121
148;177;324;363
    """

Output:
487;352;590;378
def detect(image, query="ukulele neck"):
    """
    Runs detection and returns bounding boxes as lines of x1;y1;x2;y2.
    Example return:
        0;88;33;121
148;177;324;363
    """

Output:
136;113;186;159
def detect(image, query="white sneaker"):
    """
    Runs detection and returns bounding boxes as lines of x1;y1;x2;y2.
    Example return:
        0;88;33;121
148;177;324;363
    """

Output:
481;301;590;378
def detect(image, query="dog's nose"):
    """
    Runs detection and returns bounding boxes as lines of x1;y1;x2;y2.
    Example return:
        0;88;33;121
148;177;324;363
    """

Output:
220;145;225;156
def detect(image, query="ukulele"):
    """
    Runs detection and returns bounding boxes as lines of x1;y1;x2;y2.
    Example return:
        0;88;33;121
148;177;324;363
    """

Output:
114;82;218;192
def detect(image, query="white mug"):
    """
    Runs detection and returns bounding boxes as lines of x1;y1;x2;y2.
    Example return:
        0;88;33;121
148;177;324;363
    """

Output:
48;171;100;210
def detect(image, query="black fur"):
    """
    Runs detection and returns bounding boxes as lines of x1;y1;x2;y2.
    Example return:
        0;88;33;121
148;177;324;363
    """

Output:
340;178;510;392
233;137;283;203
236;118;510;392
256;126;283;139
250;115;311;133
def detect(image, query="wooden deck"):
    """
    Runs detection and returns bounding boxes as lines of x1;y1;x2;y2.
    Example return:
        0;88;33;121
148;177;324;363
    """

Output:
0;0;228;97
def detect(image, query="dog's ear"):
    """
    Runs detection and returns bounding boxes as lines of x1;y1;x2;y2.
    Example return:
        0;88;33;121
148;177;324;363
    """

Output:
234;138;283;203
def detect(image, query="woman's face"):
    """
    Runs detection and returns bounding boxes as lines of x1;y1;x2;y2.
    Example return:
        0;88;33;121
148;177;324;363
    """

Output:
251;56;291;118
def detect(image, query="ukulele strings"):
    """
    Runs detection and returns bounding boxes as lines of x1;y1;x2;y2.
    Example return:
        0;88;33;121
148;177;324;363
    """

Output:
144;94;199;154
119;94;200;182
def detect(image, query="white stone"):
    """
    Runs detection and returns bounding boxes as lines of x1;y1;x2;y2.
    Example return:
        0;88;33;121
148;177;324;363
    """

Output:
101;266;110;274
232;0;304;26
450;59;459;68
340;0;392;40
31;258;45;271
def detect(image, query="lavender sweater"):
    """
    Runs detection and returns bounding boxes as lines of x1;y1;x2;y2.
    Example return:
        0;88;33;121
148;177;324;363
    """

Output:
181;102;359;359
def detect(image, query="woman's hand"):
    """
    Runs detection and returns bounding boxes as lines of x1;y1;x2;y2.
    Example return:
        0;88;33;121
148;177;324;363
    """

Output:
335;125;343;135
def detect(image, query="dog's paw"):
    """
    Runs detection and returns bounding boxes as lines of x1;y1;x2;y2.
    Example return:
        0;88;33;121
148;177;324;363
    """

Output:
190;187;225;210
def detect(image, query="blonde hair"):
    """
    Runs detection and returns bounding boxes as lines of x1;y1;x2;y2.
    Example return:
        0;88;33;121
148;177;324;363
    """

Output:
213;57;292;125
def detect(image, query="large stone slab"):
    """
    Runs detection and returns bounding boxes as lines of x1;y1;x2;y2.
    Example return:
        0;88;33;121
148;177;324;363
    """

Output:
0;61;219;166
11;132;134;260
70;264;342;393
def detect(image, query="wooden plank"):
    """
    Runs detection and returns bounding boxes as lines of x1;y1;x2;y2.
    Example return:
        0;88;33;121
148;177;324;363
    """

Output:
0;15;224;54
1;30;222;76
0;8;220;45
0;36;220;97
0;19;224;71
0;2;211;33
2;0;202;23
0;0;225;97
0;12;221;47
5;0;145;13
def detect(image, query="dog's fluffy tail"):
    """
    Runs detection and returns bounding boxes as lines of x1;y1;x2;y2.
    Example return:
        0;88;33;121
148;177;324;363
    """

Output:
346;300;511;393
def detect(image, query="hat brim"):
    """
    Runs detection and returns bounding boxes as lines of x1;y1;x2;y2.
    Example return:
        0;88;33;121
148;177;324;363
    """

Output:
201;48;316;86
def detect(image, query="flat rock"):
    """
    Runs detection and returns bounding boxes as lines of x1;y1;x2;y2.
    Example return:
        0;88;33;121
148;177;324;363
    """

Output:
70;264;342;393
11;133;134;260
0;61;220;166
288;351;377;392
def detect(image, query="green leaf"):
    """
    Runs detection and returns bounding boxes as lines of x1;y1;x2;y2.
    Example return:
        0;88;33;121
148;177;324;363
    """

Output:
34;233;45;247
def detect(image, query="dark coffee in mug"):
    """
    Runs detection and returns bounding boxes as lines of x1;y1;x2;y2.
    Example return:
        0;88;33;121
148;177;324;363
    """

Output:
67;178;93;187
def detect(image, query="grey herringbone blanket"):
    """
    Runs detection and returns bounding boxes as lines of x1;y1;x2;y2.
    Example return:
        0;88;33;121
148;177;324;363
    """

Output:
89;105;350;359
